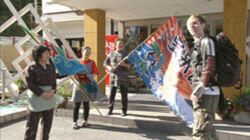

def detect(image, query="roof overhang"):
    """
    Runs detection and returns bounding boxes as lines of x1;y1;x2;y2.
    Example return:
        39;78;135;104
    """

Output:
50;0;229;21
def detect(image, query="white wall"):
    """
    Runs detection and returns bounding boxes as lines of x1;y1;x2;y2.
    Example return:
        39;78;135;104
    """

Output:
54;20;84;38
42;0;84;38
42;0;115;38
42;0;73;14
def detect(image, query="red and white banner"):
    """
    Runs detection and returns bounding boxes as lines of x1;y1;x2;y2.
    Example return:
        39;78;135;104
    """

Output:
105;35;118;85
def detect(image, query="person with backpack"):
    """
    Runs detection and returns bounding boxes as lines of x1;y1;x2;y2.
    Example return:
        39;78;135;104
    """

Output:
187;14;220;140
71;46;99;129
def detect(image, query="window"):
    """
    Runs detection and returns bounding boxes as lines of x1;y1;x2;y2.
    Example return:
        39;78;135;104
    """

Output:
66;38;84;49
124;26;148;52
214;20;223;35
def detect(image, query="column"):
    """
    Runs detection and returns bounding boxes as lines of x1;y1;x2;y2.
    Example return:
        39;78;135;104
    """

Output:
222;0;248;99
84;9;106;94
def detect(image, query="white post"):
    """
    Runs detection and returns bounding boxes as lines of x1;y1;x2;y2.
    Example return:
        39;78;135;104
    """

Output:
118;21;125;38
246;36;250;86
1;64;6;103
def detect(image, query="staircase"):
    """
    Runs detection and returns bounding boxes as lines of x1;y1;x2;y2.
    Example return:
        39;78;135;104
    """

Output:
55;93;250;140
58;99;191;135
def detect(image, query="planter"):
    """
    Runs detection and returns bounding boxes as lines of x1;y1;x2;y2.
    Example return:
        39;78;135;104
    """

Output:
233;111;250;124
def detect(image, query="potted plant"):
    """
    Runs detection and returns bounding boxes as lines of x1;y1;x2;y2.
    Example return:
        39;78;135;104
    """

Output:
56;81;73;108
14;78;27;93
217;98;236;119
233;86;250;124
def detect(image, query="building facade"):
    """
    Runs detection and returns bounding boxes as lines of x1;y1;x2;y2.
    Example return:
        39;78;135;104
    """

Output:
43;0;250;98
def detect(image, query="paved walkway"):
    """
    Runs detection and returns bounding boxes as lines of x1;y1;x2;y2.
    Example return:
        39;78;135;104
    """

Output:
1;88;250;140
0;117;192;140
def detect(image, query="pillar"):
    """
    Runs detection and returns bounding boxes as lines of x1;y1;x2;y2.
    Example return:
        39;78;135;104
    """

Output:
84;9;106;94
222;0;248;99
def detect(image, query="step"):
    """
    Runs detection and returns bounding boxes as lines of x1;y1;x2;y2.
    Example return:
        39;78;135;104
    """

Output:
0;107;26;124
56;99;191;135
56;98;250;140
55;107;191;136
1;93;250;140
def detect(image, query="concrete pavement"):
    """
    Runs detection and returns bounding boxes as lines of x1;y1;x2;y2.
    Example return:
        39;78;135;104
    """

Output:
1;89;250;140
0;117;192;140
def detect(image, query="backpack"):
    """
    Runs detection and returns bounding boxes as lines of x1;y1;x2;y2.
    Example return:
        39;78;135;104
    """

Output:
201;32;242;87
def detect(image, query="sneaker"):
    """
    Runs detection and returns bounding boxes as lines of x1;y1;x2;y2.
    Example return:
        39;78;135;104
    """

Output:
72;123;80;130
107;111;113;115
81;122;90;127
121;113;127;116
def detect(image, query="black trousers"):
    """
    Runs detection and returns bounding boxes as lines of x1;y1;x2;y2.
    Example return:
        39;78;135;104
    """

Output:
108;85;128;114
24;109;54;140
73;102;89;122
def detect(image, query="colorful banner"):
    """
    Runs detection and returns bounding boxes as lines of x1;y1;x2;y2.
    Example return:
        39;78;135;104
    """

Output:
22;26;105;101
105;35;118;85
127;17;194;127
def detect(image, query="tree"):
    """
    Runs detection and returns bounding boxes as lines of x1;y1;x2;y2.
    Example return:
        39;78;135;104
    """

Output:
0;0;35;36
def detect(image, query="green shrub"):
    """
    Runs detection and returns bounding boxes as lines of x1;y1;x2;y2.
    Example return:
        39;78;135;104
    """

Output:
217;98;235;118
14;78;27;91
234;86;250;113
57;81;73;99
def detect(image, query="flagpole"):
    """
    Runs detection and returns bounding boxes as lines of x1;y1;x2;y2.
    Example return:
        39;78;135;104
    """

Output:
97;73;108;84
70;76;103;116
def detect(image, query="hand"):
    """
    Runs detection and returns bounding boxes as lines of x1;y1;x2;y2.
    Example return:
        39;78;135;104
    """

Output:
47;91;54;98
50;89;55;94
120;61;126;66
154;55;160;62
49;91;54;98
191;82;205;98
120;61;130;68
108;66;116;73
42;91;54;99
190;94;200;102
92;74;97;78
41;92;50;99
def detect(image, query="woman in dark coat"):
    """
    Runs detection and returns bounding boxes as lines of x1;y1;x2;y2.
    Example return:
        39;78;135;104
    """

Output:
24;45;57;140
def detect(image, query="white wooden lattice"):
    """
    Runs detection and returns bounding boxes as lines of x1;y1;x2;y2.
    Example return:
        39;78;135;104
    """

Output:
1;0;76;100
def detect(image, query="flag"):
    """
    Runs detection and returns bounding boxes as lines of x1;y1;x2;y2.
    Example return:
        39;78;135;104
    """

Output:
105;35;118;85
22;26;106;101
127;17;194;127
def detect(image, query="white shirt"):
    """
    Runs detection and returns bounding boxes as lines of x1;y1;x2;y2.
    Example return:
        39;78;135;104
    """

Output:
204;86;220;95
